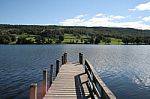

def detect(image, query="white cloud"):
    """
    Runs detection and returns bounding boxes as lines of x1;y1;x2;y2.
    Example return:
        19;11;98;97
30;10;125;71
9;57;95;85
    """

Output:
74;15;86;19
60;18;85;26
128;8;136;11
136;2;150;11
143;16;150;22
110;15;125;19
59;13;150;30
117;21;150;30
129;2;150;11
95;13;105;17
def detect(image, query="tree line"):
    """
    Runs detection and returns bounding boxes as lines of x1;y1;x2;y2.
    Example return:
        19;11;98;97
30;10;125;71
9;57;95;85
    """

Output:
0;24;150;44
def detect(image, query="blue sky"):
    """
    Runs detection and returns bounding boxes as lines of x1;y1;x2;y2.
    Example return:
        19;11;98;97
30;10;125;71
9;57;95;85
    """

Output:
0;0;150;30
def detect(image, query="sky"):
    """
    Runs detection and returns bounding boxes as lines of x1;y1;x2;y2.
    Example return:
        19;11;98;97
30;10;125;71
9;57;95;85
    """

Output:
0;0;150;30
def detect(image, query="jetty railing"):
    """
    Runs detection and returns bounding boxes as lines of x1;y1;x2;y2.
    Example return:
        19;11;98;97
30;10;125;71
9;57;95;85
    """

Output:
84;59;116;99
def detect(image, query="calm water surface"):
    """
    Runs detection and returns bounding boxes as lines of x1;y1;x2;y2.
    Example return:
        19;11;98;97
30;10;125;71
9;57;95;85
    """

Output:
0;45;150;99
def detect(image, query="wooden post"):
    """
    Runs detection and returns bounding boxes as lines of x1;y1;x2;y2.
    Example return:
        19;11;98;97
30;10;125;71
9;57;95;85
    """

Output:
79;53;83;64
56;60;60;76
62;55;64;65
64;53;67;64
30;83;37;99
43;69;47;97
63;53;65;64
50;64;53;87
79;53;81;63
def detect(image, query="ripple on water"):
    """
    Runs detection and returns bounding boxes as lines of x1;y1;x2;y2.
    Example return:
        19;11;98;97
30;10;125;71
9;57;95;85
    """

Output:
0;45;150;99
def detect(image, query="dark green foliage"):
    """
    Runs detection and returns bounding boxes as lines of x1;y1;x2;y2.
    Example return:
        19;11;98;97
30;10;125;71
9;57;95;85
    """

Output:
95;37;101;44
55;40;61;44
103;38;111;44
0;34;16;44
59;35;64;41
35;36;45;44
84;40;88;44
89;36;95;44
0;24;150;44
16;37;34;44
122;38;129;44
0;35;11;44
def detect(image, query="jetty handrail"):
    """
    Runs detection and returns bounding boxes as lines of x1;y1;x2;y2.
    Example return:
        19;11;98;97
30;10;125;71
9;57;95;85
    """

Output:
85;59;116;99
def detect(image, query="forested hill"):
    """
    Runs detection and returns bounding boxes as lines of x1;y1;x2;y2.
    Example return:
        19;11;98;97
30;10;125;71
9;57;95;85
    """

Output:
0;24;150;44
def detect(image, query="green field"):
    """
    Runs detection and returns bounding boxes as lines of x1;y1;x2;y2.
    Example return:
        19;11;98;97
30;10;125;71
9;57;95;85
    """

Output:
6;33;124;45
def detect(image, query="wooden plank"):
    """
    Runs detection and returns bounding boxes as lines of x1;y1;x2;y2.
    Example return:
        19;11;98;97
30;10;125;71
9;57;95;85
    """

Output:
43;62;90;99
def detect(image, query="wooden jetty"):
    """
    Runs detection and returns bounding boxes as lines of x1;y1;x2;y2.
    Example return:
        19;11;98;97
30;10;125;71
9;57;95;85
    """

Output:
30;53;116;99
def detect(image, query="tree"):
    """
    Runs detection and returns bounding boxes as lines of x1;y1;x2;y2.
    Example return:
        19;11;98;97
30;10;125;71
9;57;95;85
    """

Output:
81;38;83;43
16;37;34;44
106;38;111;44
122;38;129;45
10;35;16;42
89;36;95;44
134;37;142;44
0;35;11;44
95;37;100;44
35;36;45;44
103;37;111;44
84;40;88;44
55;40;61;44
59;35;64;42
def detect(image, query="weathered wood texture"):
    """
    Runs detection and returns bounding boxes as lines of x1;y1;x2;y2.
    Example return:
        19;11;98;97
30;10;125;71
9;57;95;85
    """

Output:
43;62;91;99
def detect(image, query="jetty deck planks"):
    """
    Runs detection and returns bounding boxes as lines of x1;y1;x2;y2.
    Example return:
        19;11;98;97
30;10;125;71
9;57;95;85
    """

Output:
43;62;91;99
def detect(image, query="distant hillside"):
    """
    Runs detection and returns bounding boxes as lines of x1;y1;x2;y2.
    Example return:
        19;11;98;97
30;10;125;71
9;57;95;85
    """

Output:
0;24;150;44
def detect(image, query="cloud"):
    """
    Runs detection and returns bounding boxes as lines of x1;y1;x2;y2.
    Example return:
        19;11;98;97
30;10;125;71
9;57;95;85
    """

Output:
59;13;150;30
136;2;150;11
129;2;150;11
95;13;105;17
143;16;150;22
109;15;125;19
60;18;85;26
74;15;86;19
128;8;136;11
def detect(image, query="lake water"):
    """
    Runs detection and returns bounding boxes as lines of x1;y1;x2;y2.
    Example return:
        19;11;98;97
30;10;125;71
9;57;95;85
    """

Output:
0;45;150;99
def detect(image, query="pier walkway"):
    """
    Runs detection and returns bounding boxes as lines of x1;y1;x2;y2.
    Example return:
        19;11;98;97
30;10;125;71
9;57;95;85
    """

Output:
44;62;89;99
30;53;116;99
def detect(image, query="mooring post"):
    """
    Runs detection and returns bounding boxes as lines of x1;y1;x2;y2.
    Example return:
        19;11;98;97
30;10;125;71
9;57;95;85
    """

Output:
30;83;37;99
63;53;65;64
43;69;47;97
79;53;83;64
56;60;60;76
79;53;81;63
64;53;67;64
50;64;53;87
62;55;64;65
